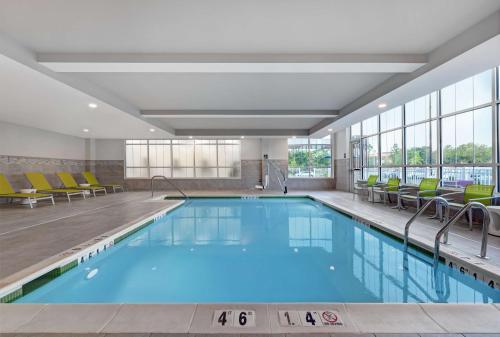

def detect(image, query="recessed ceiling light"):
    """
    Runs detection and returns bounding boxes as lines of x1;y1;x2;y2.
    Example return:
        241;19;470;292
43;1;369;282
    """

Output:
378;102;387;109
189;136;193;139
149;128;155;132
240;136;245;139
88;103;98;109
83;128;89;133
328;128;333;132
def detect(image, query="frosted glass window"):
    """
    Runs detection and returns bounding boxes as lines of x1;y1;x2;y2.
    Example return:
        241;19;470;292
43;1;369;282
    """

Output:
125;140;148;167
149;140;171;168
172;140;194;168
195;140;217;167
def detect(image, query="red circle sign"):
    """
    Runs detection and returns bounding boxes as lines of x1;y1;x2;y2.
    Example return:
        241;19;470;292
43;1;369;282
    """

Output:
322;311;338;323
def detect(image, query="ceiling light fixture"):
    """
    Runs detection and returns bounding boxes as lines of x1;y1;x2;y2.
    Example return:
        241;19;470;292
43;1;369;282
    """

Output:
149;128;155;132
83;128;89;133
328;128;333;132
88;103;98;109
240;136;245;139
378;102;387;109
189;136;193;139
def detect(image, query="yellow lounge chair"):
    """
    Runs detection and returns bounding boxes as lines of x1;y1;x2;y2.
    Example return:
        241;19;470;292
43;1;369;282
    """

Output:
25;172;86;202
0;174;54;208
57;172;107;197
82;171;124;193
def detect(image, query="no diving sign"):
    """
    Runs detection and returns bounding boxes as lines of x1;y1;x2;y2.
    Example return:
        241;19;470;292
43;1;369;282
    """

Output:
278;309;343;327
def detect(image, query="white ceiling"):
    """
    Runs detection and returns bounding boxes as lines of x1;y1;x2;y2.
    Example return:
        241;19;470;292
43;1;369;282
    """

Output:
1;0;499;54
0;54;170;139
68;72;393;110
0;0;499;138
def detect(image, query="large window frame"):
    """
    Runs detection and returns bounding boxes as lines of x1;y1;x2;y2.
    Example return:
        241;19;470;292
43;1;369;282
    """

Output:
350;67;499;189
125;139;241;179
288;136;332;178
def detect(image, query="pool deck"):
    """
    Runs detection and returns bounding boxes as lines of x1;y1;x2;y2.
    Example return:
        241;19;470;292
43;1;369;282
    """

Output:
1;190;500;334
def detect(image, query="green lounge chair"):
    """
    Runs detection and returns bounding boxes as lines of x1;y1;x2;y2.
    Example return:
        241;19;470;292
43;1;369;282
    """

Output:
397;178;440;211
82;171;124;193
372;177;401;204
353;175;380;202
25;172;86;202
57;172;107;197
441;184;495;230
0;174;54;208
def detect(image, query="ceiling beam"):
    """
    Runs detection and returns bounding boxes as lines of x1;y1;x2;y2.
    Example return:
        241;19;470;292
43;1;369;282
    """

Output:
175;129;309;137
142;110;338;118
309;9;500;136
38;53;426;73
0;33;175;136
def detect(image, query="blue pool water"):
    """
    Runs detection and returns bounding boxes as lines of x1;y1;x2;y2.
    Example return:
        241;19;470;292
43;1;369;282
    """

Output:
17;198;500;303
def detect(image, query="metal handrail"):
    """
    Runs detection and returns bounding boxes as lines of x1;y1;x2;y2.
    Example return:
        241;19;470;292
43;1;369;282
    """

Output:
151;175;188;199
434;201;490;265
266;159;288;194
404;196;449;250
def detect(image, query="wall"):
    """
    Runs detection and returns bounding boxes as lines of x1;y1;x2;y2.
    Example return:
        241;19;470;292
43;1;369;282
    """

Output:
92;137;334;191
0;123;335;192
0;122;86;159
0;122;88;190
333;128;350;191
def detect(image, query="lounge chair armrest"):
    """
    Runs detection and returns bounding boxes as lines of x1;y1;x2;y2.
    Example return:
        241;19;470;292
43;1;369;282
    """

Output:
398;187;416;192
439;191;464;198
469;196;497;202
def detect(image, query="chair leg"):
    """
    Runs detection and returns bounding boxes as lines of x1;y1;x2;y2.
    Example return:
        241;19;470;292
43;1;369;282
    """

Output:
51;196;55;205
468;208;473;230
67;193;71;202
92;190;96;198
28;198;33;209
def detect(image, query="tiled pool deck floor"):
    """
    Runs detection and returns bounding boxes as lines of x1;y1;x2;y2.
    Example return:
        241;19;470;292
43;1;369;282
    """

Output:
1;190;500;334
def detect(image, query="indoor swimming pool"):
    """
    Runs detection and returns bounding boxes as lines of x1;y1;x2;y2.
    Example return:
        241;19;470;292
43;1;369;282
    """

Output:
15;197;500;303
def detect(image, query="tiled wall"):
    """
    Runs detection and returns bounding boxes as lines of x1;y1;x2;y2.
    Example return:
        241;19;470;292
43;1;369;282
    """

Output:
0;155;88;190
1;155;335;192
334;158;350;192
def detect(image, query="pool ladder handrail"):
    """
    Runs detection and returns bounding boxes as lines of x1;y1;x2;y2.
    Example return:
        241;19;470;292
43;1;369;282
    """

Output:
404;196;450;251
434;201;490;265
151;175;189;199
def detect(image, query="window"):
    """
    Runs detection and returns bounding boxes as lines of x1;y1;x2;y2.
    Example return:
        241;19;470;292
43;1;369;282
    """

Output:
288;136;331;178
405;93;437;125
405;121;437;166
125;140;149;178
351;123;361;140
362;135;379;167
441;107;492;186
350;66;497;189
125;139;241;178
362;116;378;136
441;70;492;115
380;129;402;166
380;107;402;132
